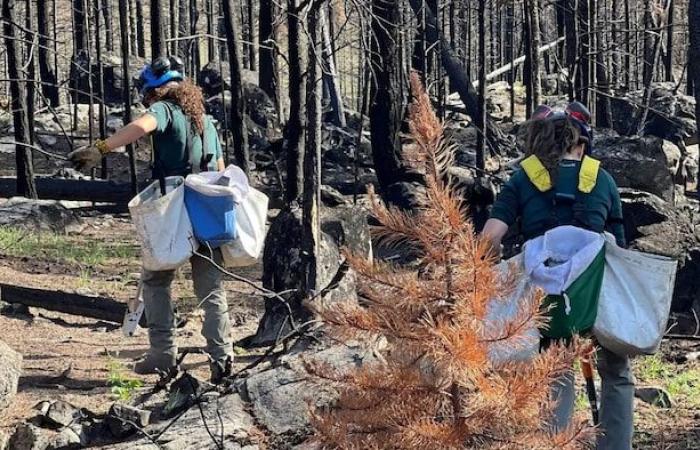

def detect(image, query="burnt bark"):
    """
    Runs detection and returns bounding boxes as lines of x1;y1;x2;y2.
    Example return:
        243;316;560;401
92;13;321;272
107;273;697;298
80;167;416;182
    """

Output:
259;0;279;113
37;0;59;106
303;2;323;294
689;0;700;180
150;0;165;57
284;0;306;204
3;0;37;199
221;0;250;174
118;0;138;195
370;0;408;193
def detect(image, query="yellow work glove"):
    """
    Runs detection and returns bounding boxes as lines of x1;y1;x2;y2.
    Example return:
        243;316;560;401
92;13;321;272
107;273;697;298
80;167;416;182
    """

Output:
67;139;108;171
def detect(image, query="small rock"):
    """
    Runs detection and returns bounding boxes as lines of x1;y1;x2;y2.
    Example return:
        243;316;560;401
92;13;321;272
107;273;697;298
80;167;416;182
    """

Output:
684;351;700;362
0;340;22;412
106;403;151;439
46;426;82;449
635;386;674;408
164;373;202;417
43;400;84;429
8;423;51;450
320;185;348;207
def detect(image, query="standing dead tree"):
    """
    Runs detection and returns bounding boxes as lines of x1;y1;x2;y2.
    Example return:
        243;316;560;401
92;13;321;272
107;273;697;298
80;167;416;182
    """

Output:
3;0;37;199
221;0;250;175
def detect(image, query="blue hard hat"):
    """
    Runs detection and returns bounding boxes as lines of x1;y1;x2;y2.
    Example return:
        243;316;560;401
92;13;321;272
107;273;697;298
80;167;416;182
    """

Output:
137;56;184;94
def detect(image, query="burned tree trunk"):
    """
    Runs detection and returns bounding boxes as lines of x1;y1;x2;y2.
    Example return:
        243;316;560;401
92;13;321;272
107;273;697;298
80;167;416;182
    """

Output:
221;0;250;174
689;0;700;181
150;0;165;57
3;0;37;199
664;0;674;81
73;0;87;52
370;0;408;196
321;4;346;127
178;0;190;67
285;0;306;204
564;0;579;99
259;0;279;114
303;2;323;295
118;0;138;195
135;0;145;57
37;0;59;106
476;0;486;167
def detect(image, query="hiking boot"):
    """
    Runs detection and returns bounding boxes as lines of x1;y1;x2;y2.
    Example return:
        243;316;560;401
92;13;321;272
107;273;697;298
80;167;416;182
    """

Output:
133;351;177;375
210;356;232;385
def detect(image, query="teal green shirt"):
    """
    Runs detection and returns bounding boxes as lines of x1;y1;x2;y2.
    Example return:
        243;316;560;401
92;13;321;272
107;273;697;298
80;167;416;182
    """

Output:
490;159;626;246
146;101;223;176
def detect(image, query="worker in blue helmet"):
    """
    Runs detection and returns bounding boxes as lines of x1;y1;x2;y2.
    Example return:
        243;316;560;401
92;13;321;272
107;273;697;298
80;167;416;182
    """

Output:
68;56;233;384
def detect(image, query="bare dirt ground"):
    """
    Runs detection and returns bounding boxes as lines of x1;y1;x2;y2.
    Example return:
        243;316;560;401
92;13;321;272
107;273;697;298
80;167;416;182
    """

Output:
0;212;267;439
0;212;699;449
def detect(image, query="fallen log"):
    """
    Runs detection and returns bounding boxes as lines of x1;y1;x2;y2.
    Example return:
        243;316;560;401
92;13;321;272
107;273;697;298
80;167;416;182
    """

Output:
0;177;144;204
1;284;127;323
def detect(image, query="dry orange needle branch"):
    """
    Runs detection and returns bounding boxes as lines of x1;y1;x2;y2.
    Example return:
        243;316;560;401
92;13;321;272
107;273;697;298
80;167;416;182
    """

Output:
309;73;595;450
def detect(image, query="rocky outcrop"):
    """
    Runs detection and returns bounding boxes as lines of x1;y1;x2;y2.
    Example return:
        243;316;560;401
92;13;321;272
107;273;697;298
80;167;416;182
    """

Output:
0;198;83;233
610;82;697;145
242;343;380;443
620;190;700;311
593;136;681;202
0;340;21;412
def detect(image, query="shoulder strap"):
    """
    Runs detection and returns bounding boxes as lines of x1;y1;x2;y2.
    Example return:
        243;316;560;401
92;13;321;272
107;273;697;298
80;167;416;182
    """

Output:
578;156;600;194
521;155;552;192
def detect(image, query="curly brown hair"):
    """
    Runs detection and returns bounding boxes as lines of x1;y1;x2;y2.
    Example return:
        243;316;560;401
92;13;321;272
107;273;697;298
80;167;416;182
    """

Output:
518;116;581;179
144;79;206;134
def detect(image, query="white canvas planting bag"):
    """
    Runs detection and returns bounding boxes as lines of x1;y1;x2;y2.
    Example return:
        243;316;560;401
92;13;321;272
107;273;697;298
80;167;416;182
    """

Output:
128;176;194;271
593;235;677;356
221;187;269;267
486;254;541;365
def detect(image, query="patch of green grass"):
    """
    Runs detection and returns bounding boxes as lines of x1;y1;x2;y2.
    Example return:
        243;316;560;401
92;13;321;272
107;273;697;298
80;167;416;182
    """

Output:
0;226;137;269
107;359;143;402
635;355;700;407
635;355;673;382
574;391;589;412
666;369;700;407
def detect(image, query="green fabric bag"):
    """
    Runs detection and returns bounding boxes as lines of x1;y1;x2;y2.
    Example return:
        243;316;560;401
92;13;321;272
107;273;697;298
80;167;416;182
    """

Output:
540;247;606;339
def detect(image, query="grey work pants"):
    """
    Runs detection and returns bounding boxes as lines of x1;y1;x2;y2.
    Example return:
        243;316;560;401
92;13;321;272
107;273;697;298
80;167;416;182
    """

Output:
551;346;634;450
142;248;233;363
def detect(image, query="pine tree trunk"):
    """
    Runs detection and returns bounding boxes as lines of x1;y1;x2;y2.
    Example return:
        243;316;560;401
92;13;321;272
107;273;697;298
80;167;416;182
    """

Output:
37;0;60;106
73;0;87;52
221;0;250;174
178;0;190;68
247;0;256;69
128;0;138;55
170;0;178;54
664;0;674;81
259;0;279;113
3;0;37;199
118;0;138;194
476;0;486;167
102;0;113;51
689;0;700;181
564;0;578;99
321;5;346;127
135;0;145;57
643;0;656;84
284;0;306;204
302;1;323;294
578;0;590;104
206;0;217;61
371;0;408;194
151;0;164;57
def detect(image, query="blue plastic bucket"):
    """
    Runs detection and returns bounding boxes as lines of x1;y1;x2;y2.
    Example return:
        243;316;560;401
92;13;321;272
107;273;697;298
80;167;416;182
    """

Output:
184;185;237;248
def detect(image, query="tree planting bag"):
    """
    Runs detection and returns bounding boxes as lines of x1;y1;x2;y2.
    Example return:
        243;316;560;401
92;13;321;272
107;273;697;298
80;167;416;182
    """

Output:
221;187;269;267
593;235;677;356
184;165;249;248
128;176;194;271
523;226;606;339
486;253;541;365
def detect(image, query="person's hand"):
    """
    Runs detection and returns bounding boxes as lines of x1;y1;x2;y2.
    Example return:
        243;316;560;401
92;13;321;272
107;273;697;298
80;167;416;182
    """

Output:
67;145;102;171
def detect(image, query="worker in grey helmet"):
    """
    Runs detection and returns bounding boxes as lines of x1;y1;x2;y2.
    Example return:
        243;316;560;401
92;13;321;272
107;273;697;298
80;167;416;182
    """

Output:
68;56;234;383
